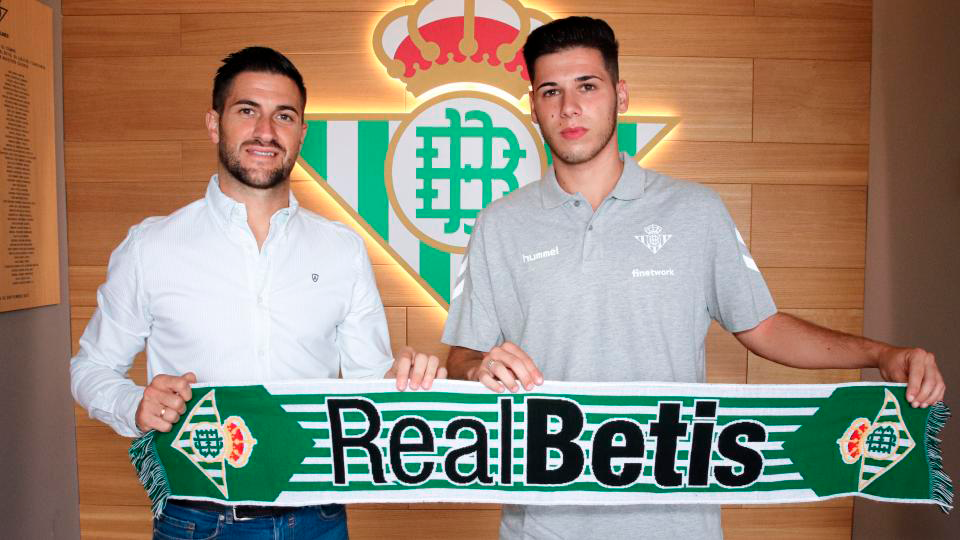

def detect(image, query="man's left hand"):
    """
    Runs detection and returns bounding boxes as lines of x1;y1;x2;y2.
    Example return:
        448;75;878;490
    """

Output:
385;346;447;391
877;347;945;408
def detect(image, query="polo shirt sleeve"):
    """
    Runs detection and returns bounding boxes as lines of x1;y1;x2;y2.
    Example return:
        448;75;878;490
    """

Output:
704;195;778;333
442;215;504;352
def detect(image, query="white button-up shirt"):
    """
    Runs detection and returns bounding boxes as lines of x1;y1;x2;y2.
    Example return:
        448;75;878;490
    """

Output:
71;176;394;436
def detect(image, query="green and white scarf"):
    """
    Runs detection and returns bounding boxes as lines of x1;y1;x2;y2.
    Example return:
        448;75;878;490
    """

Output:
130;380;951;515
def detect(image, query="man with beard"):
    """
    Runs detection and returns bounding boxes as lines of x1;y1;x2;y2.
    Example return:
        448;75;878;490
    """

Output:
70;47;444;539
441;17;945;540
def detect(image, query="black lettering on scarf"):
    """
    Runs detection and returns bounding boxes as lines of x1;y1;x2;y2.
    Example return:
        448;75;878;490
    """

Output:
526;397;585;485
326;398;387;485
590;419;645;487
715;420;766;487
389;417;436;484
443;418;493;485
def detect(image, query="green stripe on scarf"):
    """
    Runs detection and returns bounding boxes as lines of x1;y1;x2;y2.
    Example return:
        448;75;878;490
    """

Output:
131;380;952;516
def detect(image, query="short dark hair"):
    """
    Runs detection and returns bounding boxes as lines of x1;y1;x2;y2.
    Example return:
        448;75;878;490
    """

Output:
522;16;619;83
212;46;307;114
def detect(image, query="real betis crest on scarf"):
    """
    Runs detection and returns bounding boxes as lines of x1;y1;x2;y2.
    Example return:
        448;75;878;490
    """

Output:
131;380;952;515
296;0;678;308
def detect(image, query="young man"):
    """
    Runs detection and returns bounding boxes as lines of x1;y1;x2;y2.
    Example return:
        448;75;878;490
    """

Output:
70;47;445;539
442;17;945;540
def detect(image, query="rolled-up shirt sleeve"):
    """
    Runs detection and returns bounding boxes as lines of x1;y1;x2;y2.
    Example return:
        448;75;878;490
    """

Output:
336;233;394;379
70;224;152;437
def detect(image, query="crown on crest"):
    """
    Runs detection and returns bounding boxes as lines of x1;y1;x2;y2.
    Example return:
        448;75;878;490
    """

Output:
644;224;663;235
373;0;552;99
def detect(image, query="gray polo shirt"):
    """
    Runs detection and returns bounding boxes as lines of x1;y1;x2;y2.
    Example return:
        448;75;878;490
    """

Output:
442;156;777;540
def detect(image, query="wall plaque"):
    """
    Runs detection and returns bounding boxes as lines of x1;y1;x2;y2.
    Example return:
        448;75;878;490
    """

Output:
0;0;57;312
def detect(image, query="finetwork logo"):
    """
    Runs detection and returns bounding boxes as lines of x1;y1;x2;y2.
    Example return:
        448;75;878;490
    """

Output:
298;0;678;307
632;268;675;278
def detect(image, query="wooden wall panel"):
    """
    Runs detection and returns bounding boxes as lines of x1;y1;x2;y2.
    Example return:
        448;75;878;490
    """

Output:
709;184;751;242
180;12;381;56
751;185;867;268
64;2;872;538
294;53;408;113
374;265;441;308
540;0;753;16
755;0;871;20
562;14;871;61
754;59;871;144
640;141;868;185
63;15;180;57
723;507;852;539
64;56;214;141
65;141;183;183
79;505;152;540
620;57;753;142
69;266;106;308
407;306;452;361
63;0;403;15
76;427;152;506
763;268;865;309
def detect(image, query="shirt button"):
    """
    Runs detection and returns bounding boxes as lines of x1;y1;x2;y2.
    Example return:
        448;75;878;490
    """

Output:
588;225;594;231
573;200;581;207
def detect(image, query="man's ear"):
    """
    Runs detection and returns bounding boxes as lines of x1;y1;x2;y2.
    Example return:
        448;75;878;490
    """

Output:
205;109;220;144
616;80;629;114
529;90;539;125
300;117;308;144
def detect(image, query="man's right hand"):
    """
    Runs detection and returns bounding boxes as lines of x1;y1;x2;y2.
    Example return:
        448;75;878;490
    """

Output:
135;372;197;433
474;342;543;393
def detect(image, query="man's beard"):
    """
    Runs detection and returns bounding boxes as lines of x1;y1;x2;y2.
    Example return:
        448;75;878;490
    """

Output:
218;138;296;190
542;101;618;166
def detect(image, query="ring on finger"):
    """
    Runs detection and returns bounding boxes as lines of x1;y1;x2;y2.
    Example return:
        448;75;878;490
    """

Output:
159;407;166;418
487;358;497;371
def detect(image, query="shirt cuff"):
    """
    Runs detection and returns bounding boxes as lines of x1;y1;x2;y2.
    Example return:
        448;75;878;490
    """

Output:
118;384;146;438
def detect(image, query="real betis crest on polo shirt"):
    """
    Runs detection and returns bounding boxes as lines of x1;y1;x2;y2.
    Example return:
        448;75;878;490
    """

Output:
297;0;678;308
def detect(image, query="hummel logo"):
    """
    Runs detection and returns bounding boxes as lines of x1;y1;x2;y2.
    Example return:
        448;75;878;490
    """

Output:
636;223;672;254
522;245;559;263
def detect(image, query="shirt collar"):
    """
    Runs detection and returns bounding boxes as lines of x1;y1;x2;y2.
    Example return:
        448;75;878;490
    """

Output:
540;153;647;208
206;174;300;232
610;155;647;201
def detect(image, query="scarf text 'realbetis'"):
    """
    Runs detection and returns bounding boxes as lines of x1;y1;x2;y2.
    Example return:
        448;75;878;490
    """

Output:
129;380;952;515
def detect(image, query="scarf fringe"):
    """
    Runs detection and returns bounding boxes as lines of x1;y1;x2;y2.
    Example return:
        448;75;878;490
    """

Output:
129;431;171;517
926;401;953;513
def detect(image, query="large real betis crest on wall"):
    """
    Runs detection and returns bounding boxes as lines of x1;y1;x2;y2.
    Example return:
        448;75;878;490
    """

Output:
297;0;678;308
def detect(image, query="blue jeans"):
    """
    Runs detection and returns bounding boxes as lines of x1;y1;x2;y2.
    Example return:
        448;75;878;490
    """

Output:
153;502;348;539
